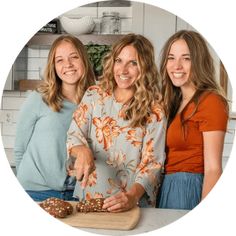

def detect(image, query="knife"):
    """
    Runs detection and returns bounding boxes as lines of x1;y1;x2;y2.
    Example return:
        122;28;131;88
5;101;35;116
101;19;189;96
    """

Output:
82;188;85;201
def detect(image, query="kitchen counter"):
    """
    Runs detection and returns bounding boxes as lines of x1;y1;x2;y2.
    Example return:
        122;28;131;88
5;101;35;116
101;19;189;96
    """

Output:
75;208;189;235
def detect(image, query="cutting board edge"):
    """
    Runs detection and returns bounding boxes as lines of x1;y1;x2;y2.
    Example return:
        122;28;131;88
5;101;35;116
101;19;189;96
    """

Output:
60;204;141;230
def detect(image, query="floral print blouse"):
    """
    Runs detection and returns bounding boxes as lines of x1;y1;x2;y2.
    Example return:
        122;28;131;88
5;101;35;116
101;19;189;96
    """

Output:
67;85;166;207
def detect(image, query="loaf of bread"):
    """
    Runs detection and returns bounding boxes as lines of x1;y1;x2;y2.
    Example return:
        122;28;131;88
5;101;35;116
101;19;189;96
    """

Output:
76;198;108;213
39;197;73;218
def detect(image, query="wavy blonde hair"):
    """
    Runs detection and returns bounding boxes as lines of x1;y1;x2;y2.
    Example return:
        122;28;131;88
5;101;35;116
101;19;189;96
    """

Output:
99;33;163;128
37;35;95;112
160;30;228;125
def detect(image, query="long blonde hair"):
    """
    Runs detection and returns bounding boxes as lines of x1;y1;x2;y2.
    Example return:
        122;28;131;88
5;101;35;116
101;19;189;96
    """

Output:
160;30;228;125
99;33;163;128
37;35;95;112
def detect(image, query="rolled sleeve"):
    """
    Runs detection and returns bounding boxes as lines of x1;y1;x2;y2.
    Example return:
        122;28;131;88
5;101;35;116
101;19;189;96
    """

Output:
135;114;166;206
66;89;93;156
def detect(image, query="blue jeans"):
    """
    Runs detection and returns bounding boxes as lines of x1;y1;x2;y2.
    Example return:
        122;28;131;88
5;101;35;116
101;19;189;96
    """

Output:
26;189;78;202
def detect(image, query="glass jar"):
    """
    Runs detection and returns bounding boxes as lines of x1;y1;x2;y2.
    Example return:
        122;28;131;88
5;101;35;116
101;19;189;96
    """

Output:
101;12;121;34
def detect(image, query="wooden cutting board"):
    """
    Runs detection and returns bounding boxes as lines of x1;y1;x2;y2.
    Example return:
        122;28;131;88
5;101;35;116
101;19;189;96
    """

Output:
60;201;141;230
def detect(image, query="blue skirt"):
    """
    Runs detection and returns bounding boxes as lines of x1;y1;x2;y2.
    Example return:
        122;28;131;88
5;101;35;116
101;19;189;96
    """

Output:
157;172;203;210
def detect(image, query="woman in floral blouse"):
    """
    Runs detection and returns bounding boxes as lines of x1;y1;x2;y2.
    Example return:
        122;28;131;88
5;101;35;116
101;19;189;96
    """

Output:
66;33;166;212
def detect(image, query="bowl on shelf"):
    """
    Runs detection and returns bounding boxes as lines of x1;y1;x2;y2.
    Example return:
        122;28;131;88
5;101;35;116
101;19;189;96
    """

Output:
59;16;95;35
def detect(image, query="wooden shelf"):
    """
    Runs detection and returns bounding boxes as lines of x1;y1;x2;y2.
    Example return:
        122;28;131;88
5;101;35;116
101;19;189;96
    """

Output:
27;33;125;47
18;79;43;91
16;34;126;91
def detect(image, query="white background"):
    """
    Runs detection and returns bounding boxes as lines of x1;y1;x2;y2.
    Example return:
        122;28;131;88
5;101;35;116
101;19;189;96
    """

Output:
0;0;236;235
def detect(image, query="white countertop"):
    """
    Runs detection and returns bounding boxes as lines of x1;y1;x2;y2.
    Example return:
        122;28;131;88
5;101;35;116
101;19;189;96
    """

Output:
75;208;189;235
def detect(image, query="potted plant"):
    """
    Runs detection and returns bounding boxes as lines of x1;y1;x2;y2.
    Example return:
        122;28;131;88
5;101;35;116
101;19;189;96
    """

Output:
85;43;111;77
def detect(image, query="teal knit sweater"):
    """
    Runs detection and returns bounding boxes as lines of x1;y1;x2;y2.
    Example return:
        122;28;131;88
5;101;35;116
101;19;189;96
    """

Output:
14;91;77;191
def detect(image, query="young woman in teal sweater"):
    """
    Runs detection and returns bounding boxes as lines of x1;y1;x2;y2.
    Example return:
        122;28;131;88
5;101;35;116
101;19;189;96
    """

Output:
14;35;95;201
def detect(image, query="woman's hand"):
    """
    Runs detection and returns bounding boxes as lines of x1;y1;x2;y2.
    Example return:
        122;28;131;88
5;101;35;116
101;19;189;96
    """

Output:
68;145;95;188
102;183;145;212
102;191;137;212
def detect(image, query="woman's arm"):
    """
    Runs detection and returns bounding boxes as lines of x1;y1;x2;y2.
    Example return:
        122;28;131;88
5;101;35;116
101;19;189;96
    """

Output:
134;115;167;206
202;130;225;199
103;183;145;212
14;92;40;171
67;88;95;187
68;145;95;188
103;112;167;212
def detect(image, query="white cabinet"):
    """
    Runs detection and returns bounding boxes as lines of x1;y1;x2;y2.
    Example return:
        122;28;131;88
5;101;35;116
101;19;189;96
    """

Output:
176;17;196;31
131;2;222;85
132;2;176;62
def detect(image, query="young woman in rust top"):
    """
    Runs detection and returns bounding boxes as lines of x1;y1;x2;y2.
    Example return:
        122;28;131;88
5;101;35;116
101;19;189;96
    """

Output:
157;30;229;210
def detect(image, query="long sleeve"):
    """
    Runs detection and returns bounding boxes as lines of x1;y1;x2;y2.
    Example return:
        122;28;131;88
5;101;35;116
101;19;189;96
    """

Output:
67;89;94;155
70;85;167;207
14;92;41;171
135;114;167;206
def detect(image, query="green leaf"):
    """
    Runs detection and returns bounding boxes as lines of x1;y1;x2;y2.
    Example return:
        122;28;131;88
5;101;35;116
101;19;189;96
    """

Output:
85;43;111;76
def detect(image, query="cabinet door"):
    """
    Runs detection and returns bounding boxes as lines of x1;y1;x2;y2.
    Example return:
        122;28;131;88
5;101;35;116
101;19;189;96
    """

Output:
176;17;196;31
4;67;13;90
132;2;176;62
143;4;176;60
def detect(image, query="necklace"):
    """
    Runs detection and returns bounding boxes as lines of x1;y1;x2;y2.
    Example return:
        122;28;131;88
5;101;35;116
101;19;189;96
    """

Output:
182;92;195;101
181;88;196;101
182;96;191;101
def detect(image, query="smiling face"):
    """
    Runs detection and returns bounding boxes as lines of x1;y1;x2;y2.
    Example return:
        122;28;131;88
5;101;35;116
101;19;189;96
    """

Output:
54;41;85;89
166;39;193;89
113;45;140;93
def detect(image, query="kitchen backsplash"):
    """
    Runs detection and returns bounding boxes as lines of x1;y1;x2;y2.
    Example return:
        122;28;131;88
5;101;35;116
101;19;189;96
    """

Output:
1;90;30;166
